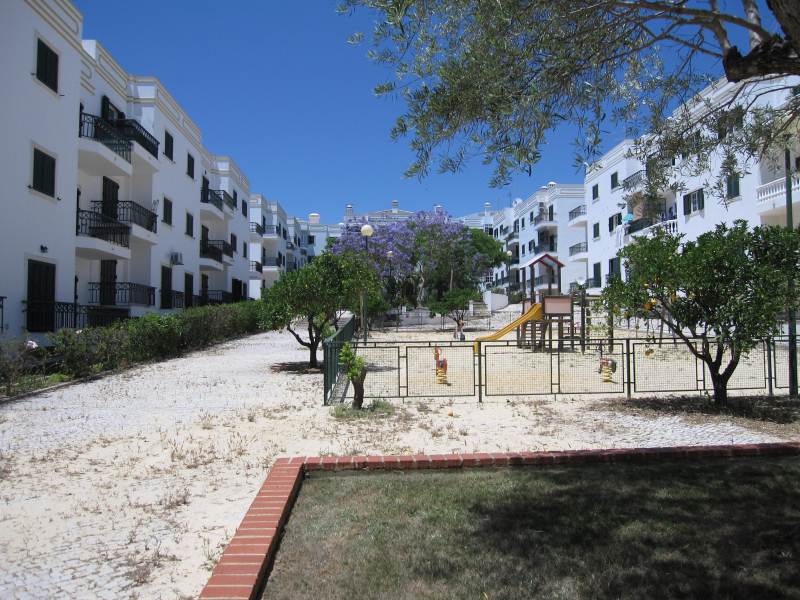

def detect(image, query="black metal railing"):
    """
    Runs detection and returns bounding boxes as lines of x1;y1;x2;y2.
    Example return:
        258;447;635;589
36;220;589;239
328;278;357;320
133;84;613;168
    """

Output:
199;290;233;305
569;242;588;256
90;200;157;233
534;242;557;254
76;208;130;248
569;205;587;220
212;190;236;211
263;225;278;236
249;261;263;273
160;290;185;310
249;222;265;235
534;212;555;225
534;275;557;286
201;188;224;211
623;169;646;190
87;282;155;306
79;113;132;163
114;118;159;158
200;239;224;262
25;301;129;332
506;230;518;241
286;241;295;250
263;257;281;267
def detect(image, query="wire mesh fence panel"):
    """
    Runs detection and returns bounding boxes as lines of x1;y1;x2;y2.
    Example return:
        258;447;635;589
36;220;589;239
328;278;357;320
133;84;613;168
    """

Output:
406;344;476;397
771;337;796;390
558;341;625;395
632;340;700;393
483;343;553;396
703;342;768;392
356;345;401;399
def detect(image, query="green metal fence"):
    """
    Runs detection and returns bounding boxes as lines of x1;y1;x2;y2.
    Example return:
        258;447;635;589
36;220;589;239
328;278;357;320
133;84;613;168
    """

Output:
323;316;356;404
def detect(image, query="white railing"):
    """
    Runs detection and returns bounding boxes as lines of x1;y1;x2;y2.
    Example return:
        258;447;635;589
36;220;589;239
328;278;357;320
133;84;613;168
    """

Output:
757;174;800;206
630;219;678;238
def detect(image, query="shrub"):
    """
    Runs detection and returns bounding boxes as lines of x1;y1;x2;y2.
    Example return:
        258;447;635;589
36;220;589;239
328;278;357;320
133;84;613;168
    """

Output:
339;342;367;409
126;313;185;361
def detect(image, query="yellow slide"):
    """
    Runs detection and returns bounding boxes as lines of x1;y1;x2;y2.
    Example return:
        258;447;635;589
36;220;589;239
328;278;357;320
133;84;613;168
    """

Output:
473;303;543;353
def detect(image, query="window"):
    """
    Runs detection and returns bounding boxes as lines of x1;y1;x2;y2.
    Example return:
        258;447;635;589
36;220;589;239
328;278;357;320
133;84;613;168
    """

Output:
162;198;173;225
608;257;621;281
184;273;193;306
513;219;519;232
592;184;599;200
521;217;526;229
32;148;56;197
36;39;59;93
164;131;173;160
592;222;600;239
592;262;601;288
185;212;193;237
608;212;622;232
230;233;237;253
726;174;740;199
521;245;526;255
241;199;247;217
243;241;248;258
308;235;315;245
610;172;619;189
682;188;705;215
187;153;194;178
529;210;535;222
528;240;534;253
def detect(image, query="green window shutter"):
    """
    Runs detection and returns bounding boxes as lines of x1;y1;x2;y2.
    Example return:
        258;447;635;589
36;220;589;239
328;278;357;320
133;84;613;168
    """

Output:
698;189;705;210
683;194;690;215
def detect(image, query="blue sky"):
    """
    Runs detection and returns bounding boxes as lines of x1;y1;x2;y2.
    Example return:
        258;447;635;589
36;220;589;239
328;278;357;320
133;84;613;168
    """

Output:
75;1;591;223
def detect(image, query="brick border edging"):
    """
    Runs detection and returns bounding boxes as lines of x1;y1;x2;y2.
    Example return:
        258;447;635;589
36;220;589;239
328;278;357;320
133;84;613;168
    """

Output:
199;442;800;600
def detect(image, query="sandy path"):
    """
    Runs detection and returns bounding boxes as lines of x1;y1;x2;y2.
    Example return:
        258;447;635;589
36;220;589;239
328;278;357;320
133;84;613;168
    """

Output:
0;329;793;599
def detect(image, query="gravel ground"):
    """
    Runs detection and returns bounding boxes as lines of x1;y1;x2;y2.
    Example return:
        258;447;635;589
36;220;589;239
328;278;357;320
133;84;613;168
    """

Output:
0;328;796;599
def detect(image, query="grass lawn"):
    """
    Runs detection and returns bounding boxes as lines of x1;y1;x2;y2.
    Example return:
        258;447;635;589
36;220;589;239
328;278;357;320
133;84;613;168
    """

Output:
263;457;800;600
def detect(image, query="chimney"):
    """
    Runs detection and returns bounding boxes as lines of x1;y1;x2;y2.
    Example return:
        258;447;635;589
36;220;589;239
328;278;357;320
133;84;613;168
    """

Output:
391;199;399;212
434;203;443;214
345;204;354;219
308;212;320;224
484;201;491;215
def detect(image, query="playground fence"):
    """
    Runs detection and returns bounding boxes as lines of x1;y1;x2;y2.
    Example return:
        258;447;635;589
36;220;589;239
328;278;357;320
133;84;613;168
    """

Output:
322;316;356;404
323;335;797;404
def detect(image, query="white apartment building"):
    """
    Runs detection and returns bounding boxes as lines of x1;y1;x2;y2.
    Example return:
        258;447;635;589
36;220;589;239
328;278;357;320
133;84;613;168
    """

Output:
0;0;339;338
574;77;800;294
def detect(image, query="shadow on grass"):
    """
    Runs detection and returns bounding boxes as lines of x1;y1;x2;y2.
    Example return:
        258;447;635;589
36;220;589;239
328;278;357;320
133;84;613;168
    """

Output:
269;362;322;375
603;395;800;424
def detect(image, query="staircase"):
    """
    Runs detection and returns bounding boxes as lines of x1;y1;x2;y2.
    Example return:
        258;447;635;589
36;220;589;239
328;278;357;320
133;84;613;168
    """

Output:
471;300;491;319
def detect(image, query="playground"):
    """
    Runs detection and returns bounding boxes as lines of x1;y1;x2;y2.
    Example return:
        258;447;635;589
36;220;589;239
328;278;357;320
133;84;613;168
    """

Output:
330;293;786;404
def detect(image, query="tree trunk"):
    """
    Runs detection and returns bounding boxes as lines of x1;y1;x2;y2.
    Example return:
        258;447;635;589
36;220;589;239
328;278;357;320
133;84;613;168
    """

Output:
707;366;729;407
351;373;366;409
309;342;318;369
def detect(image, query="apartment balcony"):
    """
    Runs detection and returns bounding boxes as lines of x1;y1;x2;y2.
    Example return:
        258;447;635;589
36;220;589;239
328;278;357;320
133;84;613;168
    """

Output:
75;208;131;260
114;118;160;172
568;241;588;261
25;301;129;333
200;189;225;220
263;256;282;270
198;290;233;305
78;113;133;177
568;205;587;227
533;242;557;256
90;200;158;243
249;260;263;274
533;213;556;230
212;189;236;214
629;218;678;238
249;222;265;237
160;290;185;310
505;230;519;241
199;239;232;271
757;174;800;216
263;225;279;238
87;282;156;306
286;241;295;250
623;169;646;191
286;258;297;271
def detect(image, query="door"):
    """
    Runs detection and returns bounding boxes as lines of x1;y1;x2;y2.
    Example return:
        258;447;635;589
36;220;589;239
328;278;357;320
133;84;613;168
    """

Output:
184;273;193;308
160;266;172;309
100;260;117;305
27;260;56;332
102;177;119;220
201;176;209;203
232;278;241;302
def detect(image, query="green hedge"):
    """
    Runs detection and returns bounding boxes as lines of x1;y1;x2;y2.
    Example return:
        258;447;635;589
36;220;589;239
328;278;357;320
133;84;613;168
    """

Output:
49;301;261;378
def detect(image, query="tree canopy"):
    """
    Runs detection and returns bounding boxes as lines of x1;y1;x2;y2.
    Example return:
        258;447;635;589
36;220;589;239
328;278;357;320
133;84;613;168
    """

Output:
602;220;800;405
339;0;800;194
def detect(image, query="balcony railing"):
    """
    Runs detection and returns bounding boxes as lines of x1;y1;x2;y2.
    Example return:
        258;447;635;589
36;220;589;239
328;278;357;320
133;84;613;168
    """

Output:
90;200;157;233
249;260;263;273
263;257;281;267
249;222;265;235
623;169;646;191
757;174;800;206
263;225;278;236
212;190;236;211
160;290;185;310
505;230;518;241
534;275;557;286
200;239;231;262
534;242;557;254
201;188;224;211
534;212;555;226
199;290;233;305
569;242;588;256
629;218;678;237
568;205;587;220
76;208;130;248
25;301;129;332
79;113;132;163
87;282;156;306
286;241;295;250
114;119;159;158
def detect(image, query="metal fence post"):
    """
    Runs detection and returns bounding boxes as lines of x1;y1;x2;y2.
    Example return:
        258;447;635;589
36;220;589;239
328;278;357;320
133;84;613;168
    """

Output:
766;338;774;398
477;341;483;403
625;338;632;399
